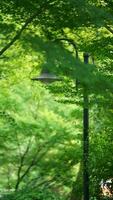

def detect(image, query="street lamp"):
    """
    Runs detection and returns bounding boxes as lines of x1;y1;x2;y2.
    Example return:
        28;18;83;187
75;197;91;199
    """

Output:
31;53;90;200
31;69;62;84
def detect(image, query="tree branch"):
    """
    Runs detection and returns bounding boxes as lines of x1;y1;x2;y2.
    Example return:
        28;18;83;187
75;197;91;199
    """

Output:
15;140;50;191
15;139;32;191
0;2;48;56
0;14;36;56
105;25;113;34
53;38;78;59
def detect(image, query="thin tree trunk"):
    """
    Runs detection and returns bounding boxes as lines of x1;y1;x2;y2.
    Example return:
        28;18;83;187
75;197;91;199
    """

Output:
70;162;83;200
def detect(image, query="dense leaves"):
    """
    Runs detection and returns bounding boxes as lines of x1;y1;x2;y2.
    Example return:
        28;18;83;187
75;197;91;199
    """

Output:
0;0;113;200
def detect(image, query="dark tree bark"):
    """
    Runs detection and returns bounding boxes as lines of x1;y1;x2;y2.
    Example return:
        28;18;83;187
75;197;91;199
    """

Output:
70;163;83;200
105;25;113;34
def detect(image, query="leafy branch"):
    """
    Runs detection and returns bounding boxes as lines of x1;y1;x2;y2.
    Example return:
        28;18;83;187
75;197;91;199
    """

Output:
0;2;49;56
15;139;51;191
15;138;32;190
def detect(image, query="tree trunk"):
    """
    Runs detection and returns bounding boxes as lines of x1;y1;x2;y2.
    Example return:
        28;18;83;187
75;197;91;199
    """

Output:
70;162;83;200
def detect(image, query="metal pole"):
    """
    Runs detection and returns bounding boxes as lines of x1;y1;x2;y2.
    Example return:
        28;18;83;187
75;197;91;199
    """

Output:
83;53;89;200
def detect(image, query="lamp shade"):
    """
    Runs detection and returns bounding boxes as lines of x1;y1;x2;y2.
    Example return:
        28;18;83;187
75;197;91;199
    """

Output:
31;69;62;83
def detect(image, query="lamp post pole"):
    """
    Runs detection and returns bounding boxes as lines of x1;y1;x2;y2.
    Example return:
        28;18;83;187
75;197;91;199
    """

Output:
83;53;89;200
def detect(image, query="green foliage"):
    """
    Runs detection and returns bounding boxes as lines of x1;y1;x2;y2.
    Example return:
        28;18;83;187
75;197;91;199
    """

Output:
0;79;82;198
1;186;63;200
0;0;113;200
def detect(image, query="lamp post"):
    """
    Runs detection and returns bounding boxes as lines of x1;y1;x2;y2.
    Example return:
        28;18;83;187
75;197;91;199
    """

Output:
31;52;90;200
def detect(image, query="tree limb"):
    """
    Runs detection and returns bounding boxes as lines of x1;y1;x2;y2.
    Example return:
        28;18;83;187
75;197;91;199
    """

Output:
0;14;36;56
105;25;113;34
0;2;48;56
15;140;50;191
15;139;32;191
53;37;78;58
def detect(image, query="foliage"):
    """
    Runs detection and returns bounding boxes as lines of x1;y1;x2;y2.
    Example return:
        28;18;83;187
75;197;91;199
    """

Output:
0;79;82;198
1;186;63;200
0;1;113;200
